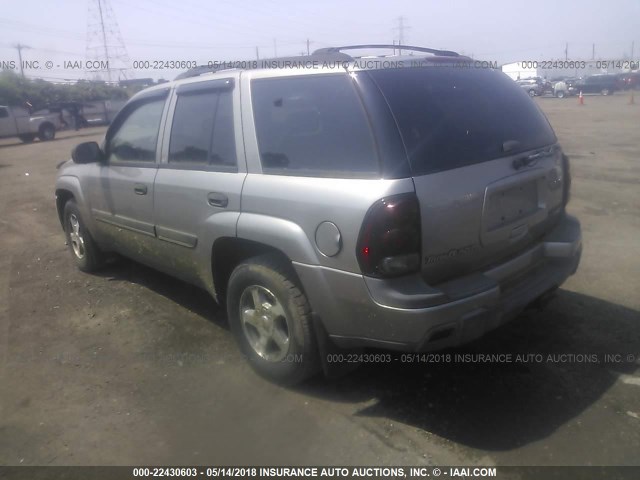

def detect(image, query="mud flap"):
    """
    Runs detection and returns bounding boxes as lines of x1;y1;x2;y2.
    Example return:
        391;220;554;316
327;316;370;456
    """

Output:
311;313;362;378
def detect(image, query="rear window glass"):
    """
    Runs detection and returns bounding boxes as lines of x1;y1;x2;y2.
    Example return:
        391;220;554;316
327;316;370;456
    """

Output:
251;74;379;178
369;68;557;175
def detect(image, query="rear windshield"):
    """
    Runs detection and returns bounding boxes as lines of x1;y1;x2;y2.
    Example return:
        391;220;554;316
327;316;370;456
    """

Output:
369;67;557;175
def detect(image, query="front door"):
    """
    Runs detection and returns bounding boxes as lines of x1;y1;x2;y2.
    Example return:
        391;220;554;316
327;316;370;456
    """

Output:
87;91;168;265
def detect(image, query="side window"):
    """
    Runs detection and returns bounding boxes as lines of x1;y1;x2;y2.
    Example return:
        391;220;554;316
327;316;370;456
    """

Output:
251;74;379;177
107;98;165;163
168;89;236;169
0;107;8;119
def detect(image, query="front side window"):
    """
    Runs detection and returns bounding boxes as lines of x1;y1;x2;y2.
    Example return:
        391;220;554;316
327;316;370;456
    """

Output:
251;74;378;178
0;107;8;119
107;98;165;163
168;89;236;169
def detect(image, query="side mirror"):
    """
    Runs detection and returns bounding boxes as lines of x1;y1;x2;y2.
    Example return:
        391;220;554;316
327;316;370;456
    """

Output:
71;141;103;164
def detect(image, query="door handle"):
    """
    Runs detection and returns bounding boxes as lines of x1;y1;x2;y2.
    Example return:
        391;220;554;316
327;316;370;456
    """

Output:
207;192;228;208
134;183;148;195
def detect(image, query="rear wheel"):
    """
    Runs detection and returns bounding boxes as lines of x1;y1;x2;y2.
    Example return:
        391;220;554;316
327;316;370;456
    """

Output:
18;134;36;143
556;90;565;99
63;200;103;272
601;88;611;96
528;89;536;97
38;123;55;141
227;254;320;385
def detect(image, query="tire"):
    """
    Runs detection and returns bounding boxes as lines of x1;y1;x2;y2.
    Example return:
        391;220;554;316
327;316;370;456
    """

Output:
227;254;320;385
556;90;565;99
528;89;536;97
63;200;103;272
38;123;55;141
601;88;610;96
18;134;36;143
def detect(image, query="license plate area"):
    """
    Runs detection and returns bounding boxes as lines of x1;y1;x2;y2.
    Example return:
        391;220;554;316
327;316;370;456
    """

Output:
486;181;539;231
481;169;548;247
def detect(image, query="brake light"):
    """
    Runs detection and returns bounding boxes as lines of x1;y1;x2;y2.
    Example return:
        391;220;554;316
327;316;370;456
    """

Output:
562;153;571;206
356;193;421;277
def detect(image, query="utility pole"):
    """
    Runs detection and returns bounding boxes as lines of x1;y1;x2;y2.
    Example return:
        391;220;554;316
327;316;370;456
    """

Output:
306;38;310;55
256;46;260;60
13;43;31;77
564;42;568;61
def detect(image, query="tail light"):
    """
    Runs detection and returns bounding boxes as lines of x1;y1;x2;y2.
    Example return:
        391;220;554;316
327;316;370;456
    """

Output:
356;193;421;277
561;153;571;206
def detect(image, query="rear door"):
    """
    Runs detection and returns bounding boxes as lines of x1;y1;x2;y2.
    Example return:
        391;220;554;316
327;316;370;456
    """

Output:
369;67;565;284
152;75;244;288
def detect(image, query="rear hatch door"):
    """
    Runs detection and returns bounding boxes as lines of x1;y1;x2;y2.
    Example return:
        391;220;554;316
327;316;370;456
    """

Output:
369;66;565;284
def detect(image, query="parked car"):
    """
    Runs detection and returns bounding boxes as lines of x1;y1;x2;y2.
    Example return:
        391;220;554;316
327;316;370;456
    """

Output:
572;74;619;95
516;78;543;97
553;78;578;98
0;105;60;142
617;71;640;90
55;44;582;384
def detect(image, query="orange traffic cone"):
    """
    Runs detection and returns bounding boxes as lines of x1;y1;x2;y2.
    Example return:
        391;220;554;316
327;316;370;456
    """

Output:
630;91;635;105
578;91;584;105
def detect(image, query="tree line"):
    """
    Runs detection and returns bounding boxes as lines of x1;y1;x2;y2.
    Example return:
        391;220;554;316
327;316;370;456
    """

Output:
0;69;131;109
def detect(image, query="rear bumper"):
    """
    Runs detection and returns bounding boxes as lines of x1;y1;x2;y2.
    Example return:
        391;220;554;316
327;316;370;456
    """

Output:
294;214;582;351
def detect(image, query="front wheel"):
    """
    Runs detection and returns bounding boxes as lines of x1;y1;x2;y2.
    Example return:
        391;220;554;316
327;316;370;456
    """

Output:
63;200;103;272
528;89;536;97
227;254;320;385
601;88;611;96
556;90;565;98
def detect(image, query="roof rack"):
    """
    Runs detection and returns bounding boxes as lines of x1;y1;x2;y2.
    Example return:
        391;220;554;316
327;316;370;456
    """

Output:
174;44;461;80
174;65;219;80
312;44;460;58
175;51;353;80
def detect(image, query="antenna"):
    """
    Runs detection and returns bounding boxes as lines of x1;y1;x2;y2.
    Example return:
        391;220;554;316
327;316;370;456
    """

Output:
85;0;132;82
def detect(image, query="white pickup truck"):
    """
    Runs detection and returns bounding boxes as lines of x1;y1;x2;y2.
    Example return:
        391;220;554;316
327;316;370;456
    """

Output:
0;105;60;143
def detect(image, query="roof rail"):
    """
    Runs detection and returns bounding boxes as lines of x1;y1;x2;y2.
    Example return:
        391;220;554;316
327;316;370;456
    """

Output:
312;44;460;58
174;65;219;80
175;51;354;80
173;45;460;81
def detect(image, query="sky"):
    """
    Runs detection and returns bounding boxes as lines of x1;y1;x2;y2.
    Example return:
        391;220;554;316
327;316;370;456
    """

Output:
0;0;638;83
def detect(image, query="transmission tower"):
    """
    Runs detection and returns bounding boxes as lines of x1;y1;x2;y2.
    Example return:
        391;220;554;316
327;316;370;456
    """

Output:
393;16;410;55
85;0;132;83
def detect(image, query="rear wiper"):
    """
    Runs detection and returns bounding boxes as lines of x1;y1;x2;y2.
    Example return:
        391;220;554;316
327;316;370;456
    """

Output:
512;146;555;170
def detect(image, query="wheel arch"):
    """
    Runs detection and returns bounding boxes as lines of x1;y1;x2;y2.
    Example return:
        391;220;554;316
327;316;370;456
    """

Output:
55;176;90;230
210;213;320;303
211;237;298;305
39;121;56;135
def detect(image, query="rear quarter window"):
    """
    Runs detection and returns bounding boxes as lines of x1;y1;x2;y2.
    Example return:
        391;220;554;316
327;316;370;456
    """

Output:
251;74;379;178
369;67;557;175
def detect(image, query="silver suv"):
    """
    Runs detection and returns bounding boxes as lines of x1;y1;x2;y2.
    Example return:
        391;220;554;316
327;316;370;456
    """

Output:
55;45;582;384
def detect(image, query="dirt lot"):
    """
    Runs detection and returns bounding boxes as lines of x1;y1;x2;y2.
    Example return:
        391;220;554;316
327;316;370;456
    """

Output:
1;93;639;467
